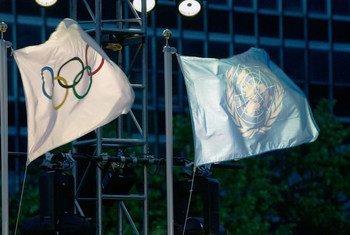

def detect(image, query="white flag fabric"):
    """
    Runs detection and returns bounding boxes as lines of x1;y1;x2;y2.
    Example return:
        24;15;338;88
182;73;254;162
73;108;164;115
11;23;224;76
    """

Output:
177;48;319;166
14;18;134;164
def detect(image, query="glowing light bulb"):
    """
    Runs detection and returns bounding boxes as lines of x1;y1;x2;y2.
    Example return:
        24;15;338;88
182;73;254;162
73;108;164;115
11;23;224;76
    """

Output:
132;0;156;13
178;0;201;17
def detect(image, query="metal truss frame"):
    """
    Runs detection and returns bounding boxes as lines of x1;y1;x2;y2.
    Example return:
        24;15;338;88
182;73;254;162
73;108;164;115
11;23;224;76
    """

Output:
69;1;149;234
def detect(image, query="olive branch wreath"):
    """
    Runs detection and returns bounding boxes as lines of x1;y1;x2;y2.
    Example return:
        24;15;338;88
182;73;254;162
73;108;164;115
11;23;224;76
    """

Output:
226;66;284;139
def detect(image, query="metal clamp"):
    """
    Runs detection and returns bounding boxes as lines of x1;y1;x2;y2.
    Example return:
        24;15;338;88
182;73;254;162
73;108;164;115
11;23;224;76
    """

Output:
119;156;126;168
100;153;109;166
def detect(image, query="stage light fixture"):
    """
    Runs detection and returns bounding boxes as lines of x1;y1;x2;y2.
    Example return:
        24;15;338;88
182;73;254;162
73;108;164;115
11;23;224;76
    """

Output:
132;0;156;13
178;0;201;17
35;0;57;7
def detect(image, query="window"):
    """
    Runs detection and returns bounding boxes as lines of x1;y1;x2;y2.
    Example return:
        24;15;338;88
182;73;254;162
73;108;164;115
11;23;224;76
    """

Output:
75;1;94;21
208;0;227;6
258;0;277;10
0;0;12;13
333;52;350;84
332;0;350;15
284;48;305;82
309;50;329;83
156;71;165;98
17;24;41;48
8;136;18;153
19;136;27;152
308;19;328;42
263;46;279;64
17;0;41;16
182;14;203;31
18;70;25;97
208;10;229;33
234;0;252;8
19;101;27;127
7;60;14;97
182;39;204;57
8;101;15;127
333;20;350;43
148;111;157;135
284;0;302;13
334;86;350;116
259;15;279;38
156;5;178;29
233;12;254;35
45;0;69;18
102;1;117;19
234;43;253;54
309;85;329;108
308;0;327;14
208;41;230;58
283;16;304;39
46;26;56;39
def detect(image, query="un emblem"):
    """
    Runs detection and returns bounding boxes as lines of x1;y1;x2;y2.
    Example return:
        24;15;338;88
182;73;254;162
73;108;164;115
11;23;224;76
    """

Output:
226;65;284;138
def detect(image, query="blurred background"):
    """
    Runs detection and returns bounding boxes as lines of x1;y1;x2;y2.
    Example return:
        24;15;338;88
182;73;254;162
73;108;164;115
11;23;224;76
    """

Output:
1;0;350;234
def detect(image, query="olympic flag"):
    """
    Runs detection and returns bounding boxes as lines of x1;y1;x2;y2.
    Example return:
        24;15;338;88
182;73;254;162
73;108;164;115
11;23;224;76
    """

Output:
177;48;319;166
14;18;134;164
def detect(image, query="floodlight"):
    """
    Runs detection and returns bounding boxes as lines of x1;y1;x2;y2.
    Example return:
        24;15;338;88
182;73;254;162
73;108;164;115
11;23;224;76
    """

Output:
132;0;156;13
178;0;201;17
35;0;57;7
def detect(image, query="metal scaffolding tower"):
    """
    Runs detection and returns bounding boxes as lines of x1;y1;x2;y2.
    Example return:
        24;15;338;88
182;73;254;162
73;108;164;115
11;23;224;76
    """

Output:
69;1;149;234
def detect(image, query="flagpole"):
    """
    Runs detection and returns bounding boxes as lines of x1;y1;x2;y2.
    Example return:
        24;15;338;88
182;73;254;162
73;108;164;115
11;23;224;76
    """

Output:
0;21;11;235
163;29;177;235
94;1;103;235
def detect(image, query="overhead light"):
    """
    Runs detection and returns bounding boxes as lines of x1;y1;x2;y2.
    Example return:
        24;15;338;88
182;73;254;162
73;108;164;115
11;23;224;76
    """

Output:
132;0;156;13
35;0;57;7
178;0;201;17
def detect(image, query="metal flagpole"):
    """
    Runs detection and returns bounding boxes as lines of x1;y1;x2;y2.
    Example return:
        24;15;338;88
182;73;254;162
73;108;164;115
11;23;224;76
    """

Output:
163;29;177;235
95;1;103;234
0;21;11;235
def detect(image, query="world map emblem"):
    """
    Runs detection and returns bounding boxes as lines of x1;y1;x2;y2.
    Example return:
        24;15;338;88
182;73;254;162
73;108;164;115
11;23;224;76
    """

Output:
226;65;284;138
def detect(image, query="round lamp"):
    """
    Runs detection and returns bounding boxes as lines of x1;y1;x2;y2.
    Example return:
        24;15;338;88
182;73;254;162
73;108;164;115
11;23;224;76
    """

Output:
178;0;201;17
35;0;57;7
132;0;156;13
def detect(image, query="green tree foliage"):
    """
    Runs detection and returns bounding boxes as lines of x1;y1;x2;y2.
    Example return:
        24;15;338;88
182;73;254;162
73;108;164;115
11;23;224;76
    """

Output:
174;100;350;234
8;100;350;234
8;162;41;234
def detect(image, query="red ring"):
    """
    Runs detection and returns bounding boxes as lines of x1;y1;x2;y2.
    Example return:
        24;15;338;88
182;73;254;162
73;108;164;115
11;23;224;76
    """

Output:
85;44;104;76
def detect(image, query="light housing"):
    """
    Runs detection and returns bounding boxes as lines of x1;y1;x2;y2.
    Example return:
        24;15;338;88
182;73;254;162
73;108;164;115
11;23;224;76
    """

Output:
132;0;156;13
178;0;201;17
35;0;57;7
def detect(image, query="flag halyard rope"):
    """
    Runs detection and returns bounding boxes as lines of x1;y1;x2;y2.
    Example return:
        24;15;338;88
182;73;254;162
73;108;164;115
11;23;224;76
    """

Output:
182;165;197;235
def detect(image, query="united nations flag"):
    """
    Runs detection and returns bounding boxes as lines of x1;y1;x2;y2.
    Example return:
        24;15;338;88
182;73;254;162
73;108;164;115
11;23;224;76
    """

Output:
14;19;134;164
177;48;319;166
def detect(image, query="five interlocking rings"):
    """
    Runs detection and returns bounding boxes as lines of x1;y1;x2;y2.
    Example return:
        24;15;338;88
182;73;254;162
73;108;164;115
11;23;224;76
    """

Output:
40;44;105;110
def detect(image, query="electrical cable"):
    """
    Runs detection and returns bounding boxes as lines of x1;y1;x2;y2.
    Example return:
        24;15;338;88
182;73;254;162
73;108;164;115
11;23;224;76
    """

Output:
182;164;197;235
14;164;28;235
147;157;165;176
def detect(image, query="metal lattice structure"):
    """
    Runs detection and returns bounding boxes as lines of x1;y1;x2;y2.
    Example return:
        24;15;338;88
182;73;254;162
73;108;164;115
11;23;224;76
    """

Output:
2;0;350;234
69;1;149;234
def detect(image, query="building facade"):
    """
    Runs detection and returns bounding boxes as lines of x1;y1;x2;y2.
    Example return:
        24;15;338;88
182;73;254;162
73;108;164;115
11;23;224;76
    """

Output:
1;0;350;177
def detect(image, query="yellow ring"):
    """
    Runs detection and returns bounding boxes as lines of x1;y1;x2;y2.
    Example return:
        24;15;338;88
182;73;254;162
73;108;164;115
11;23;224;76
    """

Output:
53;76;69;110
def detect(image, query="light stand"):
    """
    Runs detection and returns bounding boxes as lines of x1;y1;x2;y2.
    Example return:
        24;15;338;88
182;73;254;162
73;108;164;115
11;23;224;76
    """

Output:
21;153;93;235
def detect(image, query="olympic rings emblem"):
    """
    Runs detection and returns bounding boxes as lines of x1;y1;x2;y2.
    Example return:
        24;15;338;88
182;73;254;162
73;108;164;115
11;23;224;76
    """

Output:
40;44;104;110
